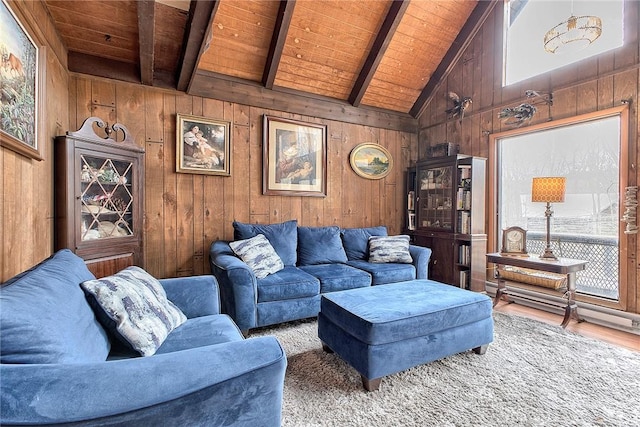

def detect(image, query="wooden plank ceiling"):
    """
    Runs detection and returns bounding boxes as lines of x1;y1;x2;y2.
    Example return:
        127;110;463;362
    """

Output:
44;0;495;122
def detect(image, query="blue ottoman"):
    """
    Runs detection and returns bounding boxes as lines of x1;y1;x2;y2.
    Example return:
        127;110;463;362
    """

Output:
318;279;493;391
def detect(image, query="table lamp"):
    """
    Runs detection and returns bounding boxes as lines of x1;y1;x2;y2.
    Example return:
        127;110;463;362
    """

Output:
531;177;566;260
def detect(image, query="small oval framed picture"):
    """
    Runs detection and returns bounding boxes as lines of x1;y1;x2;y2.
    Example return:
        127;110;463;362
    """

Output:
349;143;393;180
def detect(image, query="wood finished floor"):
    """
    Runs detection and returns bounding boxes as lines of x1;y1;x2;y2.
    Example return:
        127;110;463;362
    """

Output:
493;301;639;353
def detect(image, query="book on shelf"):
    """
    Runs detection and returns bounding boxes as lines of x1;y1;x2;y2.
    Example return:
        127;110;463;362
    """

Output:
458;164;471;180
459;270;469;289
407;191;415;210
456;188;471;210
408;213;416;230
458;244;470;266
457;211;471;234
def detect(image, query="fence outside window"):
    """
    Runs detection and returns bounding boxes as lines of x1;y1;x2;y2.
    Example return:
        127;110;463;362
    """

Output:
526;231;618;300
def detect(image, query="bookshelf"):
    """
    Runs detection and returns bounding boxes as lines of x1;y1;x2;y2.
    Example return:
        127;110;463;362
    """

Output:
405;155;486;291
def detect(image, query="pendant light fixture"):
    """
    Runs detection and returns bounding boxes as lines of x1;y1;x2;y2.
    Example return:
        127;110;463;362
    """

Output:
543;1;602;54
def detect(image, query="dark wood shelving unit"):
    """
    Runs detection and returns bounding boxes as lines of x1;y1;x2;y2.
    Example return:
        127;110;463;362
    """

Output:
405;155;486;291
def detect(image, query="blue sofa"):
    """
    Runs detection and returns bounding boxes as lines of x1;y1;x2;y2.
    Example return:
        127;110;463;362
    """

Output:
209;221;432;333
0;249;287;426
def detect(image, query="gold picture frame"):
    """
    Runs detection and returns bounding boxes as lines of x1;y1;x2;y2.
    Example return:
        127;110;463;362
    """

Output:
263;115;327;197
349;143;392;180
0;0;44;160
176;114;231;176
500;226;529;256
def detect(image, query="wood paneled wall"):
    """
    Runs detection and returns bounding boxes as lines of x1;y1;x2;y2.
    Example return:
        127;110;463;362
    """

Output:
417;2;640;314
67;76;417;279
0;0;68;281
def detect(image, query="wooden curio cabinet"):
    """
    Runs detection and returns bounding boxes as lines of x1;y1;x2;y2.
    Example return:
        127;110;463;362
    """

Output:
405;155;486;291
55;117;144;278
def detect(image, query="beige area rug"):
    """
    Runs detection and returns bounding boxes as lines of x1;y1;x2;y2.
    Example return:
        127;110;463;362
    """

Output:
253;312;640;427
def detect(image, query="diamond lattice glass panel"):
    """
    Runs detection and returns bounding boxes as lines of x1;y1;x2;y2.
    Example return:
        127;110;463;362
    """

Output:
80;155;134;241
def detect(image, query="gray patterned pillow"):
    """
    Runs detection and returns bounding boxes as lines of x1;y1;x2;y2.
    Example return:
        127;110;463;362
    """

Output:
229;234;285;278
81;266;187;357
368;235;413;263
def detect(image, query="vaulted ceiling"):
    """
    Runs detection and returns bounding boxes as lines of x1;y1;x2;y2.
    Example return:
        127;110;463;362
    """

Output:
44;0;497;128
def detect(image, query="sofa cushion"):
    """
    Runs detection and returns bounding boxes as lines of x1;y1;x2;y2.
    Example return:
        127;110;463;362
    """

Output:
300;263;371;293
229;234;284;278
257;266;320;303
297;226;348;265
233;220;298;266
340;226;388;261
347;260;416;285
156;314;244;354
81;267;187;357
0;249;111;364
368;235;413;263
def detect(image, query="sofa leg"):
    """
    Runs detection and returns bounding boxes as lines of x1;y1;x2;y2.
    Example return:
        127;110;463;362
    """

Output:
321;343;334;353
362;376;381;392
473;344;489;355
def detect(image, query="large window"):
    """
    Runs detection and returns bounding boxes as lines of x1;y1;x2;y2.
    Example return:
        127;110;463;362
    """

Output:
491;106;629;304
504;0;624;85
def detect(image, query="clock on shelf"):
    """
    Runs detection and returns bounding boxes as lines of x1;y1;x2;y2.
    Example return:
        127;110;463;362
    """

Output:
500;226;528;257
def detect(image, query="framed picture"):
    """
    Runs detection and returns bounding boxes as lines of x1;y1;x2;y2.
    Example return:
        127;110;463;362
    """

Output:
349;143;392;180
176;114;231;176
263;115;327;197
500;226;529;256
0;0;43;160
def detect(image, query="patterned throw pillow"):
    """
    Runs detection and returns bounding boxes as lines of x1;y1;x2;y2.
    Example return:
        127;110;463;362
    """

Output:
229;234;285;279
81;266;187;357
368;235;413;264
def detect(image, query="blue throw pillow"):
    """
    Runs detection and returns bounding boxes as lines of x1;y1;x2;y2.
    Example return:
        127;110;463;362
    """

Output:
341;226;388;260
368;235;413;263
297;226;348;265
0;249;111;364
233;220;298;266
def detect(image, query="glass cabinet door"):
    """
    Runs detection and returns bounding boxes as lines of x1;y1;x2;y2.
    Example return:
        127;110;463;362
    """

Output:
79;154;134;241
417;164;454;231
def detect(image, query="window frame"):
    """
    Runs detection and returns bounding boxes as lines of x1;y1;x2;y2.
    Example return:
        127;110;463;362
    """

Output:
488;105;630;310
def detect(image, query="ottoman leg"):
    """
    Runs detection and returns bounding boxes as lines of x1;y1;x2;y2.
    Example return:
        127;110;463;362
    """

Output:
473;344;489;355
362;376;381;392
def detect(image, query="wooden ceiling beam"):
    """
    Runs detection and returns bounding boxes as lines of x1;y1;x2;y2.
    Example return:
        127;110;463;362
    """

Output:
349;0;409;107
137;0;156;86
176;0;219;92
409;0;498;119
68;51;140;83
262;0;296;89
190;70;418;133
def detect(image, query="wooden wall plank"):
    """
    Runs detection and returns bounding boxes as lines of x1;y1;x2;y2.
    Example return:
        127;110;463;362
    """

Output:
162;93;178;278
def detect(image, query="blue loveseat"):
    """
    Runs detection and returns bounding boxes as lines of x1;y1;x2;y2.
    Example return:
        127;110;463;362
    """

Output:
209;221;432;333
0;249;287;426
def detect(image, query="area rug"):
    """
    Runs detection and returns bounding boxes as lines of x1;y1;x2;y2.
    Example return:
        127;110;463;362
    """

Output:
254;312;640;426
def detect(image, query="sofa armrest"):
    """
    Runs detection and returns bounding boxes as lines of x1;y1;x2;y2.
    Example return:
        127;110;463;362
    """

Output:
160;275;220;318
410;244;432;279
209;241;259;332
0;336;286;426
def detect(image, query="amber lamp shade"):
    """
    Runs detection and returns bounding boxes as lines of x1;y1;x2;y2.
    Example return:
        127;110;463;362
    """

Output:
532;177;566;260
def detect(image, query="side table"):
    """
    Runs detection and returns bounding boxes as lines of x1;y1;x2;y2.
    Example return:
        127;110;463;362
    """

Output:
486;253;588;328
